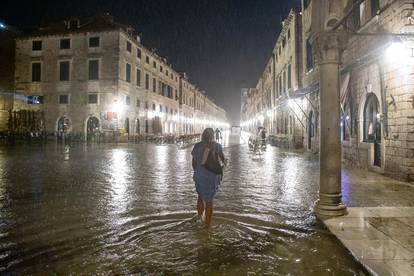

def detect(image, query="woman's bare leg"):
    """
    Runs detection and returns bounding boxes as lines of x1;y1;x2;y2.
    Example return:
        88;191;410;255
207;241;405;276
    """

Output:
197;197;204;218
205;202;213;226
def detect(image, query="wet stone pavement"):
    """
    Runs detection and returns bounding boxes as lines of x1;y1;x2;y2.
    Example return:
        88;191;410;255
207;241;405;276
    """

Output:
0;134;377;275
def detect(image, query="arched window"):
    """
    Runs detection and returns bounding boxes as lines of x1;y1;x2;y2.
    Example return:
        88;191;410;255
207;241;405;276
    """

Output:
363;93;380;142
86;117;99;134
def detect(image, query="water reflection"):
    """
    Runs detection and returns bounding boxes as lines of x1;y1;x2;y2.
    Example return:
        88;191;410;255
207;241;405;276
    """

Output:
0;141;368;275
109;149;129;215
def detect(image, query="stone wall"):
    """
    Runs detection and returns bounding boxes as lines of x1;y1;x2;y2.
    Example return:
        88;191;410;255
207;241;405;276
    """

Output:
0;29;18;133
341;0;414;181
15;30;120;137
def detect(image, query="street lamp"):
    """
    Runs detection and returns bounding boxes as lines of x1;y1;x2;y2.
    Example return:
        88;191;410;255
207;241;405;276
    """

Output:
288;99;296;108
386;41;407;64
0;22;6;29
112;100;124;115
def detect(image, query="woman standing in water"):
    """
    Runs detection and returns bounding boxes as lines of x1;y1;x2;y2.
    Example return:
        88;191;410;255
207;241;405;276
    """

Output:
192;128;225;227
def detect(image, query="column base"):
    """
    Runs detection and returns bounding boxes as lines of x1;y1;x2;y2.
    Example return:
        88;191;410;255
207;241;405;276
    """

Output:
314;193;347;217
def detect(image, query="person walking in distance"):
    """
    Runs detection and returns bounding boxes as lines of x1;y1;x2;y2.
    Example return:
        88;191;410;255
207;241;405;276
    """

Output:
192;128;225;227
215;128;221;143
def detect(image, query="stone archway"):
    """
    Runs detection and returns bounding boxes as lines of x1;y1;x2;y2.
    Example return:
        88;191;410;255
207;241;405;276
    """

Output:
363;93;381;167
57;116;71;140
86;116;100;142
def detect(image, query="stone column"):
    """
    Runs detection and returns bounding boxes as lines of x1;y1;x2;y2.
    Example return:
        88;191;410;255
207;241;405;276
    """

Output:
314;32;347;217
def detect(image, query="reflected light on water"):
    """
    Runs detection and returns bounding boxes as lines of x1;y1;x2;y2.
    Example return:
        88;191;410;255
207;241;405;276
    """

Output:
109;149;129;214
0;143;369;275
281;157;301;204
155;145;168;167
0;153;4;210
177;147;187;169
153;146;169;201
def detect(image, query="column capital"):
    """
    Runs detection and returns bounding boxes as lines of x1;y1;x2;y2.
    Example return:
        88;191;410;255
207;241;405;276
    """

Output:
314;31;349;65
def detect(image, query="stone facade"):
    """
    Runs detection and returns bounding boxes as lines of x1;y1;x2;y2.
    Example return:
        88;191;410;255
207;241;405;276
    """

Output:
241;8;305;149
241;0;414;182
12;15;227;140
340;0;414;181
0;28;19;133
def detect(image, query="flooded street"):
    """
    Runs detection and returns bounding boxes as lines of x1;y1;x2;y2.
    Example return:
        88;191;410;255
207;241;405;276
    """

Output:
0;134;368;275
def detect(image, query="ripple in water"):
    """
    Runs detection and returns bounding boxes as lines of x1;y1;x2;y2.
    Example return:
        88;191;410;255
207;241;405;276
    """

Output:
0;142;368;275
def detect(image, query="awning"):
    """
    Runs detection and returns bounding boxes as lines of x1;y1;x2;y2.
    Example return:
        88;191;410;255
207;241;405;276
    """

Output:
340;72;351;106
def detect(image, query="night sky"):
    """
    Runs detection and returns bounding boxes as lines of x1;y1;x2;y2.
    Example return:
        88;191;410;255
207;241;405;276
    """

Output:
1;0;300;123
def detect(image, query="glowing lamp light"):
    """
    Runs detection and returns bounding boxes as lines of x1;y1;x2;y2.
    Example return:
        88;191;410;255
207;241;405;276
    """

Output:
386;42;407;64
147;111;155;119
112;100;124;115
258;115;264;123
266;110;272;117
346;115;350;120
288;99;295;108
0;22;6;29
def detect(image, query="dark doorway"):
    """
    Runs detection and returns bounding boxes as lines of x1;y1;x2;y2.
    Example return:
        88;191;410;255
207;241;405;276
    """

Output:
86;117;99;142
57;116;71;140
363;93;381;167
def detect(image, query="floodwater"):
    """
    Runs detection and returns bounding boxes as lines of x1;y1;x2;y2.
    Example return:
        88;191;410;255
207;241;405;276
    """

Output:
0;133;368;275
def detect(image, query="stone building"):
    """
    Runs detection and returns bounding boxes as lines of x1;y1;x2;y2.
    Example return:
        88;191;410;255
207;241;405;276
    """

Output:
0;27;20;134
179;73;196;134
242;0;414;181
339;0;414;181
241;8;305;149
272;8;304;149
12;15;227;140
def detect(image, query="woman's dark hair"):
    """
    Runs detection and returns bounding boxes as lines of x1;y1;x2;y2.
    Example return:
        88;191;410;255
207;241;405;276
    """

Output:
201;128;214;143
